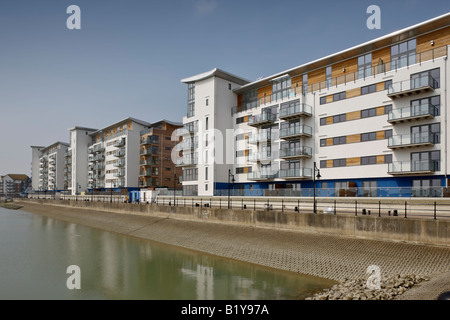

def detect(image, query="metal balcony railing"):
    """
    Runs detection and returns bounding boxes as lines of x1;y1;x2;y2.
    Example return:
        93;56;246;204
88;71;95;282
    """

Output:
388;133;436;149
388;102;438;123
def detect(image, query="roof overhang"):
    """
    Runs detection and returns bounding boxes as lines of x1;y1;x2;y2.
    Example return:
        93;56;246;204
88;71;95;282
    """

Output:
181;68;250;85
234;12;450;94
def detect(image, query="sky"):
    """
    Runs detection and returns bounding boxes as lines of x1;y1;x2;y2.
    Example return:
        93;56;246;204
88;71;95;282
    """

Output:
0;0;449;176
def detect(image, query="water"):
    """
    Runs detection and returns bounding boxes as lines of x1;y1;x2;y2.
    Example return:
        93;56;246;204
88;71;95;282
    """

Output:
0;207;334;300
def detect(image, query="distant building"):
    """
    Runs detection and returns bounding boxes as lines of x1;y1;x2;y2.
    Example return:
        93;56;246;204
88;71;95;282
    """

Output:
0;174;30;195
139;119;183;189
31;142;70;191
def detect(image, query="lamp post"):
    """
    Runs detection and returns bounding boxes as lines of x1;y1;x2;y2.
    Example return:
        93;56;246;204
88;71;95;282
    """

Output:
228;169;235;209
173;172;176;206
110;181;114;203
313;162;321;214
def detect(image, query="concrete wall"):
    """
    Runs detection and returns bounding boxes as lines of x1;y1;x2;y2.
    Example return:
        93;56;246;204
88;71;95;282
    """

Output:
20;199;449;247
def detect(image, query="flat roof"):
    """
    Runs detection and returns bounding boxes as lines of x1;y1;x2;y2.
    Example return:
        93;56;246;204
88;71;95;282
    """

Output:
234;12;450;93
181;68;250;85
89;117;152;136
40;141;70;152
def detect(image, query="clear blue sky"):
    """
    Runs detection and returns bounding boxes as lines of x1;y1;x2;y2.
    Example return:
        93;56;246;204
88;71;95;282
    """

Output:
0;0;449;175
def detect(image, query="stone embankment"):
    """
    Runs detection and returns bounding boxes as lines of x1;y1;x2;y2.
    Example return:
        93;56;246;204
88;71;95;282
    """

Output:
307;274;430;300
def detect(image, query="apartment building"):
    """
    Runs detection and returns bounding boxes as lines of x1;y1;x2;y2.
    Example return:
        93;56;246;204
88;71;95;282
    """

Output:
139;119;183;189
0;174;30;195
179;69;250;196
87;117;151;191
32;142;70;191
179;13;450;197
65;126;98;195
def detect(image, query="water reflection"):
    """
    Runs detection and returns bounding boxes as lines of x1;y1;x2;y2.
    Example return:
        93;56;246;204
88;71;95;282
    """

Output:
0;207;334;300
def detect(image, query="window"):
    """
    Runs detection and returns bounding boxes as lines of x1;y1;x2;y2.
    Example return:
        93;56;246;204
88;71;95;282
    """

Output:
236;116;245;124
302;74;308;95
411;123;440;144
333;114;346;123
411;68;440;89
361;132;376;141
333;136;346;145
412;179;442;197
320;160;327;168
205;167;208;180
320;118;327;126
384;80;392;90
361;84;376;95
205;117;209;130
333;91;346;102
391;39;416;69
333;159;346;167
187;83;195;118
361;108;376;118
206;98;209;106
241;90;258;111
362;181;377;197
182;168;198;181
411;95;440;117
326;66;332;88
384;104;393;114
228;83;231;90
384;154;392;164
385;130;393;139
358;53;372;79
320;139;326;147
320;96;326;105
272;76;291;101
361;156;376;165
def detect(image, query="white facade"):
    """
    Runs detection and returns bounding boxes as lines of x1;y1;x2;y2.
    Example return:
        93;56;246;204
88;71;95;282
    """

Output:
180;14;450;197
33;142;69;191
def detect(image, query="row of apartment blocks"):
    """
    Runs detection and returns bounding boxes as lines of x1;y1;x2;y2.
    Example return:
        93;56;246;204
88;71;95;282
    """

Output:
31;119;183;195
178;13;450;197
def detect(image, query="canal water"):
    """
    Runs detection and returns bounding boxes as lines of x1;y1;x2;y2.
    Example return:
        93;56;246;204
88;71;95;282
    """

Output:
0;207;334;300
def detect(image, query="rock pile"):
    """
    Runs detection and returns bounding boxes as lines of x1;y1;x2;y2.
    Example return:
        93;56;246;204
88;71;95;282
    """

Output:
306;274;430;300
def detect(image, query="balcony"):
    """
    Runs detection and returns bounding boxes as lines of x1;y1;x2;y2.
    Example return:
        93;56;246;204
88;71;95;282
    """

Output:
140;136;158;145
176;155;198;167
113;170;126;178
279;168;312;179
140;169;158;177
248;152;274;163
248;113;277;127
248;131;276;144
388;160;439;175
279;103;312;120
387;74;438;99
279;125;312;139
247;171;278;181
113;159;126;167
140;158;157;166
114;148;126;157
388;102;438;124
279;146;312;159
388;133;436;149
93;144;105;153
114;138;126;147
140;148;157;156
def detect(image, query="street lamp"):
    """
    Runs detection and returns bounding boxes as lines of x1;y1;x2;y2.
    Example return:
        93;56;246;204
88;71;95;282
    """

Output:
173;172;176;206
313;162;321;214
228;169;235;209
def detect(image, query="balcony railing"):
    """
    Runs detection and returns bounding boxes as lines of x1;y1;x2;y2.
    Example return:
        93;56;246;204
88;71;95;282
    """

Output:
279;103;312;119
279;168;312;179
140;136;158;145
388;133;436;149
140;169;158;177
279;146;312;158
140;148;158;156
140;159;157;166
388;102;437;123
247;171;278;180
248;131;277;144
387;74;438;98
176;155;198;167
114;148;126;157
279;125;312;139
248;113;277;126
388;160;439;175
114;160;126;167
113;170;126;178
114;138;126;147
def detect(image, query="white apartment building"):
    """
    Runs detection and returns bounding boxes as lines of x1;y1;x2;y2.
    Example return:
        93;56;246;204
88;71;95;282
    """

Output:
179;68;250;196
87;117;150;191
179;13;450;198
65;126;98;195
32;142;70;192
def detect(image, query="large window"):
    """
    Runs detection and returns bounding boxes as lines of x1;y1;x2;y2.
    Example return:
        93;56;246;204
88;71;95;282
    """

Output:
411;123;440;144
272;76;291;101
391;39;416;69
187;83;195;118
302;74;308;95
325;66;332;88
411;68;440;89
242;90;257;111
412;179;442;197
358;53;372;79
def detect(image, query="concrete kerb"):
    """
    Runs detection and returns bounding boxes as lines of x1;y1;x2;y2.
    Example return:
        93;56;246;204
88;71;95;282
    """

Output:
16;198;450;247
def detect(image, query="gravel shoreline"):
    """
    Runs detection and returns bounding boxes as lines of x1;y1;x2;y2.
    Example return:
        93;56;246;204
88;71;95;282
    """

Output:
15;201;450;300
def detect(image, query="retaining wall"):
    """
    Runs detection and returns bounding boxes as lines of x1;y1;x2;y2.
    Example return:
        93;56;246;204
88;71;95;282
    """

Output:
18;199;450;247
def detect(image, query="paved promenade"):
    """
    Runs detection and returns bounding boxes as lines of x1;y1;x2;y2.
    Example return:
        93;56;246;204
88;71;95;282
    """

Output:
17;201;450;300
